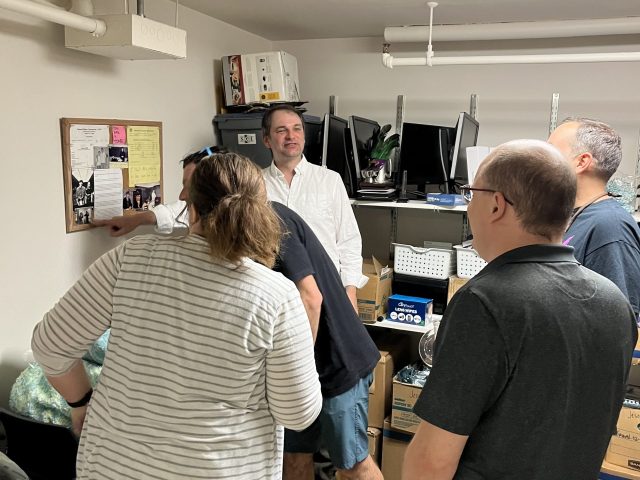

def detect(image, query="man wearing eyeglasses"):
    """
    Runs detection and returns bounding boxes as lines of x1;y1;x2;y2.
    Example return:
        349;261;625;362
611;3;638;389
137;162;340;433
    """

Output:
403;140;636;480
548;117;640;320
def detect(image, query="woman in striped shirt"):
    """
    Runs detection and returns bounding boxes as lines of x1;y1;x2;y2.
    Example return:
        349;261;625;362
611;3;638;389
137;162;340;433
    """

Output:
31;153;323;479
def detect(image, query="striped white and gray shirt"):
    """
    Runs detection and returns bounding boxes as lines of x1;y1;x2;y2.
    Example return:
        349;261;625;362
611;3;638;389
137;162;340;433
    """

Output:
32;234;322;480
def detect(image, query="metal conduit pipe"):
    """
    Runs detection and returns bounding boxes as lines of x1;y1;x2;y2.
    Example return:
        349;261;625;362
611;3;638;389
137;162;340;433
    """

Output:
137;0;144;17
382;51;640;68
384;17;640;43
0;0;106;35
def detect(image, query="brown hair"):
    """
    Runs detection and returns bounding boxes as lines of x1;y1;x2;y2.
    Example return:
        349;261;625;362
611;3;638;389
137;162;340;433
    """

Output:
261;104;305;138
189;152;281;267
479;140;577;240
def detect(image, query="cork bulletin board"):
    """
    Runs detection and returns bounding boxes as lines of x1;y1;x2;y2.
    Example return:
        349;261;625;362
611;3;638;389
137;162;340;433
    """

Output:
60;118;163;233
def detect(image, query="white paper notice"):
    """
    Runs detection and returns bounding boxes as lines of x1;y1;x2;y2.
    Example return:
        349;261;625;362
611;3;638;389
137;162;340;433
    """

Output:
93;169;123;220
70;125;110;182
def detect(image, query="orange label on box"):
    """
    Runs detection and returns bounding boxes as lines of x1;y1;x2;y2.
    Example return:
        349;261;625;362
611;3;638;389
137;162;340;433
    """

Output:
260;92;281;101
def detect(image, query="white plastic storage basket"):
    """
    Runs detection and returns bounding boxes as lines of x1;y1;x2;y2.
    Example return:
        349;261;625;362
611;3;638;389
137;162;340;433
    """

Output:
454;245;487;278
393;243;455;280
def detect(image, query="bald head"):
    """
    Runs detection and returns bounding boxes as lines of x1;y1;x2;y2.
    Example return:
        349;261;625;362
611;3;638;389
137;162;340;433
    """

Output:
477;139;577;239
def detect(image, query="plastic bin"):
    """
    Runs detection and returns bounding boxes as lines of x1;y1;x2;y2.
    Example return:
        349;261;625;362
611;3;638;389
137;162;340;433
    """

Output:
454;244;487;278
392;243;455;280
213;112;322;168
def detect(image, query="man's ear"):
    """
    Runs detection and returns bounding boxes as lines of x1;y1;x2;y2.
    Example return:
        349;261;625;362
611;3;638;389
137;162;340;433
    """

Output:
488;193;507;222
263;136;271;149
575;152;594;174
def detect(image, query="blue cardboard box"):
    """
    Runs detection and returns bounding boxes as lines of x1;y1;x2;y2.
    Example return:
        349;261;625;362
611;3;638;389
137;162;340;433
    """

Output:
387;294;433;327
425;193;465;207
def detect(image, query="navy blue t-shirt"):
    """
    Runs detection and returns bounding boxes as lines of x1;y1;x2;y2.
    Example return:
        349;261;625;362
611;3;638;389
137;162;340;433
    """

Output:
564;198;640;317
271;202;380;397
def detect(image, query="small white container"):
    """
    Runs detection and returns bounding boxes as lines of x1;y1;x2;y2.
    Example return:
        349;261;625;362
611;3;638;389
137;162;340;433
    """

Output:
393;243;455;280
454;244;487;278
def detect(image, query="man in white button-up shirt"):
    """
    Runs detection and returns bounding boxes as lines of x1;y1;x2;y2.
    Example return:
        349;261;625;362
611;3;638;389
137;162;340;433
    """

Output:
261;105;368;310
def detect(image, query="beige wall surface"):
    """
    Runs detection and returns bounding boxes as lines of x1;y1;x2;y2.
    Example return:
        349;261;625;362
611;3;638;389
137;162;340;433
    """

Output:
0;0;270;405
276;36;640;175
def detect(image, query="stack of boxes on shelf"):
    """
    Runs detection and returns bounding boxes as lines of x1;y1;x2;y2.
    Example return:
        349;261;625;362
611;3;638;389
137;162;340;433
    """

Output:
366;333;411;472
355;242;488;479
602;332;640;479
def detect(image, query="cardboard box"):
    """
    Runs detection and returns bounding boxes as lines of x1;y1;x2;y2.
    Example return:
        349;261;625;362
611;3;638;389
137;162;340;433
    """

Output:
357;257;392;323
391;370;425;434
447;275;469;304
600;460;640;479
368;335;411;429
388;294;433;327
221;51;300;106
367;427;382;466
606;401;640;471
381;417;413;480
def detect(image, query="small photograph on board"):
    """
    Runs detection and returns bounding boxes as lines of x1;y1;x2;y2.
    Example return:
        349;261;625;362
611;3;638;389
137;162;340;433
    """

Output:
94;146;109;169
75;206;93;225
72;173;95;208
109;145;128;164
133;184;161;210
123;189;134;210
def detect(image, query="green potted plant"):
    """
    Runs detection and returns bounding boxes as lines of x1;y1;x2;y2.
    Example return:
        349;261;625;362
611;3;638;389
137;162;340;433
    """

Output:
362;124;400;184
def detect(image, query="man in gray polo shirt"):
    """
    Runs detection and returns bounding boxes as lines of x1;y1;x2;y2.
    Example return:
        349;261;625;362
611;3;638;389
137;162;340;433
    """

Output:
403;140;637;479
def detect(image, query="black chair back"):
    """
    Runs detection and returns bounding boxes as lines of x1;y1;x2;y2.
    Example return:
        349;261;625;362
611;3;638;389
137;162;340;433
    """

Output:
0;408;77;480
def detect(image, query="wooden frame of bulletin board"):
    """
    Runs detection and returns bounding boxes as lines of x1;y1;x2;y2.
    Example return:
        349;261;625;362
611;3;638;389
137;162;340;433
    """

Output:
60;118;163;233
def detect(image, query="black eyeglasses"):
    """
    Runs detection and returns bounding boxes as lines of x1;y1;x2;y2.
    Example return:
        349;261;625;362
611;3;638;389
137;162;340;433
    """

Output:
459;184;513;205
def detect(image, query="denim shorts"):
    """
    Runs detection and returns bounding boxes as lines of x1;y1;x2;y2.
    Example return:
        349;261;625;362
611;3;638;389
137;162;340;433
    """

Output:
284;372;373;470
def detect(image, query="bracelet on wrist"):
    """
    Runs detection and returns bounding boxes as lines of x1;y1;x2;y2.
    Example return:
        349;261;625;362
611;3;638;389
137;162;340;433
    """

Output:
67;388;93;408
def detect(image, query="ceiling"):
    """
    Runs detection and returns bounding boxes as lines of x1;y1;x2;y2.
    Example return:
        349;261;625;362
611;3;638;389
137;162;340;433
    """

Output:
179;0;640;41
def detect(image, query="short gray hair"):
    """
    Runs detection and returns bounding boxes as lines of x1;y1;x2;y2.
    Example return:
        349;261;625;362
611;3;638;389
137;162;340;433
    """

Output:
561;117;622;181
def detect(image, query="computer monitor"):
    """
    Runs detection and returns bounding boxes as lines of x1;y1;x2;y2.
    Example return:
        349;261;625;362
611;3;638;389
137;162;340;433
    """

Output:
303;117;323;166
397;122;455;193
449;112;480;184
348;115;380;179
321;114;356;197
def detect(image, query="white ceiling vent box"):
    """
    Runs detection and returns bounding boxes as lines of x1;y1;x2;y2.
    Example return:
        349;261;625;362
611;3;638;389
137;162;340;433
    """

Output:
65;14;186;60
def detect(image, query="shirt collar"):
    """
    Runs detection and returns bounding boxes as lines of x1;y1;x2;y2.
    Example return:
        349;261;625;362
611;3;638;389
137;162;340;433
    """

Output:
268;155;308;178
476;244;578;279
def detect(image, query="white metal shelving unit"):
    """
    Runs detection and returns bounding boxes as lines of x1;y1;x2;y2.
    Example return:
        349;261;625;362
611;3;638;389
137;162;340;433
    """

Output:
351;199;467;213
365;314;441;334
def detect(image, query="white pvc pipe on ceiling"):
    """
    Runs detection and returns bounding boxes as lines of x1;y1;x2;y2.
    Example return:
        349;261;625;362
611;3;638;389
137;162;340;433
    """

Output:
0;0;106;35
384;17;640;43
382;51;640;68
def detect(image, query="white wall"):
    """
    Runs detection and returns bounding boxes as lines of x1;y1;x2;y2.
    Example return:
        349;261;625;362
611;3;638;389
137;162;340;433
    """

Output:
0;0;271;405
276;35;640;175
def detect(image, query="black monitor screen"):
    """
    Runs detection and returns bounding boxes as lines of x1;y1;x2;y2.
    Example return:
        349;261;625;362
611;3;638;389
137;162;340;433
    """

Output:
398;122;455;190
348;116;380;179
450;112;480;183
321;114;354;195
